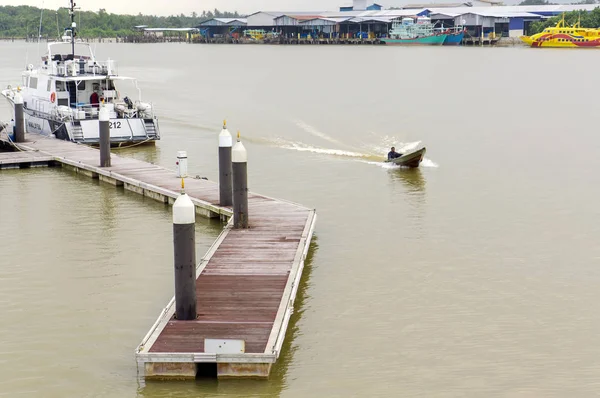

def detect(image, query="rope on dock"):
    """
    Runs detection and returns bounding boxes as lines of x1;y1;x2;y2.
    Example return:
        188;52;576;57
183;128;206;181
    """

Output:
0;128;25;152
111;137;153;150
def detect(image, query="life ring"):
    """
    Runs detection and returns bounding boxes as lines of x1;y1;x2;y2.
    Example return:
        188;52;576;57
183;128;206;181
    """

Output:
50;92;56;103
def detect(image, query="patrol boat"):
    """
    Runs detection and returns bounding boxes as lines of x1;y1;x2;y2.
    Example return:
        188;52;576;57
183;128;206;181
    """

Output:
1;0;160;146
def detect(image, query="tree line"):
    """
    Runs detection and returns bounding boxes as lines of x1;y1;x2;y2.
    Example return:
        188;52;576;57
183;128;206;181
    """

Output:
528;7;600;34
0;5;242;38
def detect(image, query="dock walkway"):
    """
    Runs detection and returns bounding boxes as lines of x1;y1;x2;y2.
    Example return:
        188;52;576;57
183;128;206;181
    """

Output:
1;133;316;379
0;150;54;169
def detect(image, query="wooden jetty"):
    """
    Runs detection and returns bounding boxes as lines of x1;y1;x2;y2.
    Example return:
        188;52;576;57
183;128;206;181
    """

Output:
0;150;55;169
1;133;316;379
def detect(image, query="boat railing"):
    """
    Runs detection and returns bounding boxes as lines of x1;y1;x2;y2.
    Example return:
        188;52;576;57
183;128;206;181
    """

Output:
94;60;118;76
30;107;63;123
71;100;155;120
49;59;119;77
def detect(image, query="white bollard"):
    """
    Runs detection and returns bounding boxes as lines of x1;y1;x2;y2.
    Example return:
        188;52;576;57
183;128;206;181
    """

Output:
176;151;188;178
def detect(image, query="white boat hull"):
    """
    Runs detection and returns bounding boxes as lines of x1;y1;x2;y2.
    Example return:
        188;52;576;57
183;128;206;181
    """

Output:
4;94;160;146
24;114;52;136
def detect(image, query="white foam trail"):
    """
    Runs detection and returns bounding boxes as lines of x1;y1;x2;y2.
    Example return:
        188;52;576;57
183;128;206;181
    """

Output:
273;136;438;167
293;119;346;147
361;160;401;169
279;142;369;158
420;158;439;168
360;156;438;169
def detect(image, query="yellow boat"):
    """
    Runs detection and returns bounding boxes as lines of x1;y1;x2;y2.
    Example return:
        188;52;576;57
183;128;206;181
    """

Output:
520;14;600;48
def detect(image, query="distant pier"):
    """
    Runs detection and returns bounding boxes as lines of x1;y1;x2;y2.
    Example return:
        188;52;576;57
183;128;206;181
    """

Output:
0;133;316;379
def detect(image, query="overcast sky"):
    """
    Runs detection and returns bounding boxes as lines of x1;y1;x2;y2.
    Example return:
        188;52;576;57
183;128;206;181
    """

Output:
2;0;525;16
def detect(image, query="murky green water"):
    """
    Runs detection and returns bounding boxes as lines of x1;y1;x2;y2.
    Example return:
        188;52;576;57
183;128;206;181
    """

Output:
1;42;600;397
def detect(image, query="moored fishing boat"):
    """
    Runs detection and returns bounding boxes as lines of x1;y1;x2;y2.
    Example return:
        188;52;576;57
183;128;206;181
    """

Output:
381;17;447;46
1;0;160;146
520;14;600;48
441;26;465;45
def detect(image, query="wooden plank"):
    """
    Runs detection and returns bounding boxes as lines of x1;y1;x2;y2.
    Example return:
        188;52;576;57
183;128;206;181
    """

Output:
149;321;273;354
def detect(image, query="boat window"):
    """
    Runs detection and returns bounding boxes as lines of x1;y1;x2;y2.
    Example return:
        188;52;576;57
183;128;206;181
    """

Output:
29;77;38;89
77;81;86;91
56;81;65;91
47;80;52;92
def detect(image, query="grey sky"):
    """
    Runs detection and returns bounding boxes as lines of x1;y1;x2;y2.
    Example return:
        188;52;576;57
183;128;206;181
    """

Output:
1;0;511;16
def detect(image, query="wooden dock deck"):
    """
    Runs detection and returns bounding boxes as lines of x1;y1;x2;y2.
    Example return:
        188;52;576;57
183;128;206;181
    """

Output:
1;133;316;379
0;150;54;169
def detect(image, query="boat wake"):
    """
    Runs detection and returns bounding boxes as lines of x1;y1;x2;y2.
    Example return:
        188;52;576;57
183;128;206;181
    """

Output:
274;138;380;160
359;157;439;169
271;137;438;167
293;119;348;148
261;126;439;168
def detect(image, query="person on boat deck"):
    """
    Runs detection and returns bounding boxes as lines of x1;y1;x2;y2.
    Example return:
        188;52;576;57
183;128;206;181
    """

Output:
388;147;403;160
90;90;100;107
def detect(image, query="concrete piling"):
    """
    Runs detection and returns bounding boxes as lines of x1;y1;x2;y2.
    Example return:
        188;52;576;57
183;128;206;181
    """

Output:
13;93;24;143
218;120;233;206
232;132;248;229
99;107;111;167
172;179;197;320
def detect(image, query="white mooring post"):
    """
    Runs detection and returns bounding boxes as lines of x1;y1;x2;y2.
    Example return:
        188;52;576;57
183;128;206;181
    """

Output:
232;132;248;229
218;120;233;206
99;106;111;167
172;179;197;320
13;93;24;143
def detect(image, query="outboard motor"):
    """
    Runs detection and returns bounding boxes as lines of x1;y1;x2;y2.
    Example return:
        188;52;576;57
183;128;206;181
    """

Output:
124;96;133;109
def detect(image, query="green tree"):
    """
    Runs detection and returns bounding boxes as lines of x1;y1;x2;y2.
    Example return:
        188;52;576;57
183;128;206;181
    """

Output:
528;7;600;34
519;0;555;5
0;5;242;38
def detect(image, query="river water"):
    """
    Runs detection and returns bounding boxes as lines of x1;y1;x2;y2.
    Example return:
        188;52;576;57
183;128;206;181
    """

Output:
1;42;599;397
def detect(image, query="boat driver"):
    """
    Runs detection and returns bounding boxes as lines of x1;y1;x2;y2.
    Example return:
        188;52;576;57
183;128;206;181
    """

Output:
388;147;403;160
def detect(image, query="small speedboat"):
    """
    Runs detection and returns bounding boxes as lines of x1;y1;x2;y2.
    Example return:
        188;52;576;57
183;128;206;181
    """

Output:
385;147;426;168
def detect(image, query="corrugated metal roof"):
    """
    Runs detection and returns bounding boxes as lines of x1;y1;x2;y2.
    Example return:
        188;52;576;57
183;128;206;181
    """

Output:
427;4;599;14
241;5;598;27
404;2;468;8
247;10;328;17
275;14;327;20
213;18;247;24
311;17;354;23
322;9;427;18
298;17;354;25
197;18;247;26
428;6;551;17
143;28;200;32
351;16;398;23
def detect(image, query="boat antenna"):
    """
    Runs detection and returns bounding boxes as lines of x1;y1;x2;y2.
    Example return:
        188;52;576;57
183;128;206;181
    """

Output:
37;1;44;64
68;0;76;58
56;11;60;38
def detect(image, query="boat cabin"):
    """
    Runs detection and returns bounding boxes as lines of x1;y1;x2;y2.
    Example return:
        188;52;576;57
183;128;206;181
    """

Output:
18;39;151;122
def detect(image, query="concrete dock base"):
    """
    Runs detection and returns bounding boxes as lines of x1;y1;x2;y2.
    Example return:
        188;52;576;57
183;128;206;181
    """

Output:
143;362;272;380
144;362;197;380
217;363;272;379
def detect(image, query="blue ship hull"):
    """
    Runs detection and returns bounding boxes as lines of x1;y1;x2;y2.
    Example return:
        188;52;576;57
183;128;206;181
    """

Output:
444;31;464;45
